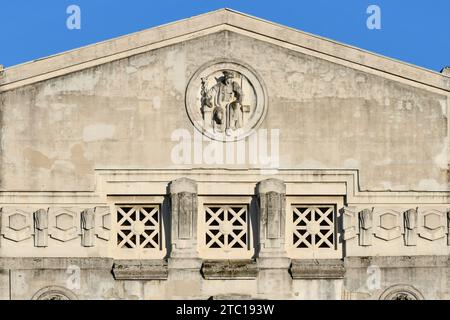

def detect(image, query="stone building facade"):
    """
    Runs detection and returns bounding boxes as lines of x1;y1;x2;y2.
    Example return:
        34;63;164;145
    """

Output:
0;9;449;300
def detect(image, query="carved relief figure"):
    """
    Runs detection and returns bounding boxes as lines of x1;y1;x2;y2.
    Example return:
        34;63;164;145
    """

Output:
201;70;243;135
186;61;267;141
393;293;414;300
379;284;424;300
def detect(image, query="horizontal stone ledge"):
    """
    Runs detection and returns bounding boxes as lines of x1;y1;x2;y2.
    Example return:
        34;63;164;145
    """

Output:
290;259;345;279
0;257;113;270
208;294;254;300
344;255;450;268
201;260;258;280
112;259;168;280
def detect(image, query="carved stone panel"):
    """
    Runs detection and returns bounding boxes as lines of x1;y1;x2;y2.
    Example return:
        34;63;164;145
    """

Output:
116;205;161;250
358;208;373;246
258;179;286;252
186;60;267;141
341;206;357;240
373;208;402;241
95;206;111;241
266;192;282;239
292;205;335;250
404;208;418;246
48;208;80;242
204;205;249;253
176;192;195;240
418;208;446;241
34;208;48;247
81;208;95;247
0;207;33;242
169;178;198;255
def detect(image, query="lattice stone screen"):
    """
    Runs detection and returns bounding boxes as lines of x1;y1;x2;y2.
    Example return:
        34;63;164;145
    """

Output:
201;204;251;258
292;205;335;250
115;205;163;258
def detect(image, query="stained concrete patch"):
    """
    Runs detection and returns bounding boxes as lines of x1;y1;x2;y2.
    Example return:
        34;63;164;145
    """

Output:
165;49;186;94
83;123;115;142
23;148;56;169
70;143;94;175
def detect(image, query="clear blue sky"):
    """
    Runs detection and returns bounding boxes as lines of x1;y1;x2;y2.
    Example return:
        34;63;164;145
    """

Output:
1;0;448;72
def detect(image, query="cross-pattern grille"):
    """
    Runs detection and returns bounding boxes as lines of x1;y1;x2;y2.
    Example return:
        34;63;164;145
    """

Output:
204;205;248;251
116;205;160;249
292;205;335;249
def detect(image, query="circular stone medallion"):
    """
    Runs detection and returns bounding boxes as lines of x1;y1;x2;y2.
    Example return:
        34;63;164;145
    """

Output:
32;286;78;300
185;61;267;142
379;284;425;300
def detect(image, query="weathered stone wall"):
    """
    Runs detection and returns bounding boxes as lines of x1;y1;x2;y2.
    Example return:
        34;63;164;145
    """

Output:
0;30;448;192
0;256;448;300
0;9;449;300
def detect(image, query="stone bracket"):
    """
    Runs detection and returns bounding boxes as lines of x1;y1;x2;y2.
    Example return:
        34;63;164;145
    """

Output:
201;260;258;280
112;259;168;280
290;259;345;279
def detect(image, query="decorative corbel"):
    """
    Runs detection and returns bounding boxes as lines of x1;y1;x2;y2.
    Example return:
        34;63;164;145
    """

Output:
358;208;373;246
404;208;418;246
81;208;95;247
257;178;286;253
34;208;48;247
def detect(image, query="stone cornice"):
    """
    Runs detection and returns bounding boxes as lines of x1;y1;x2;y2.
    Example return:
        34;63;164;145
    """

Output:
1;9;449;93
0;168;449;203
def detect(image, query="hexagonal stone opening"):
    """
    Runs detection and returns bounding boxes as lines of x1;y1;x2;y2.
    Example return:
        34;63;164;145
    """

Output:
424;213;441;230
379;213;397;230
55;213;74;231
9;213;28;231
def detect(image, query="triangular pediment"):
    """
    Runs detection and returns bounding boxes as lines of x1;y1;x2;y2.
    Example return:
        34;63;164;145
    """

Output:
1;8;449;92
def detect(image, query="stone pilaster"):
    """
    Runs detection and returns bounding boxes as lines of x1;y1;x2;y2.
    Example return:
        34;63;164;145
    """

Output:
256;178;291;298
167;178;202;297
169;178;199;258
